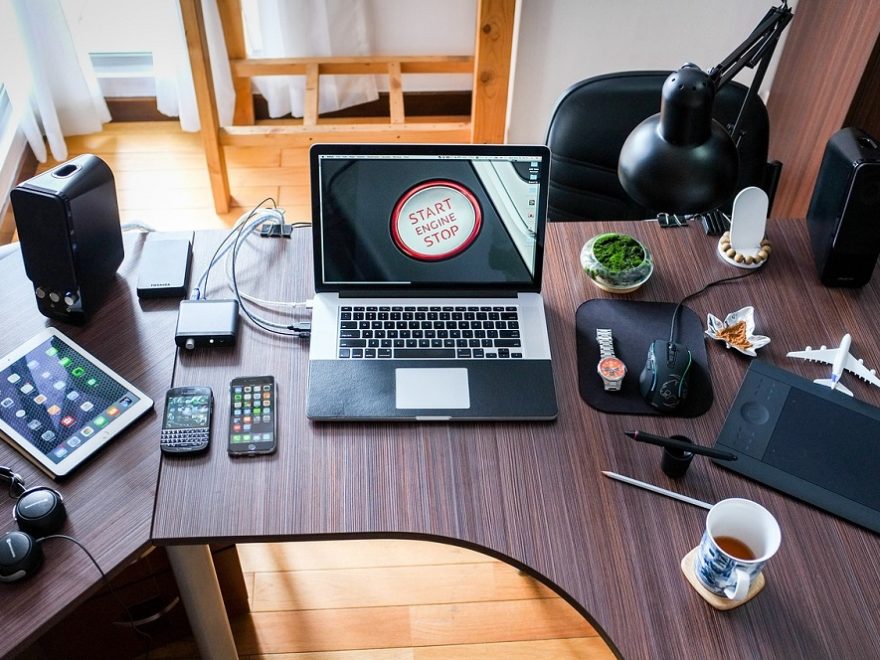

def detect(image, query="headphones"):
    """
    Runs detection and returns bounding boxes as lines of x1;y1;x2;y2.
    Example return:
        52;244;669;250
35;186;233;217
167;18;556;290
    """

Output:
0;466;67;583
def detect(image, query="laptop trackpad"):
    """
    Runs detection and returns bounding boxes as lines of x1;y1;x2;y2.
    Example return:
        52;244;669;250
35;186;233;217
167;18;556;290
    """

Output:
395;368;470;409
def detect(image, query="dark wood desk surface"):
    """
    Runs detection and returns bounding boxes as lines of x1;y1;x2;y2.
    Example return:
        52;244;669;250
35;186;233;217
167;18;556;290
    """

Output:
152;219;876;659
0;234;179;657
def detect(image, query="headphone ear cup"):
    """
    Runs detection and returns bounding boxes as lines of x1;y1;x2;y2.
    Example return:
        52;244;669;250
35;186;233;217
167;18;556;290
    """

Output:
0;530;43;583
14;487;67;537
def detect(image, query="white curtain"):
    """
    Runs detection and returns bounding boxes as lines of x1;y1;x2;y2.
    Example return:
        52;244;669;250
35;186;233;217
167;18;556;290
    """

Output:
0;0;110;162
241;0;379;118
153;0;235;131
0;0;378;149
151;0;377;129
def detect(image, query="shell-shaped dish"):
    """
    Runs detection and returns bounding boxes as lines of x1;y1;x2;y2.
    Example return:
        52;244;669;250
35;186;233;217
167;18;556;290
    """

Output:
705;306;770;357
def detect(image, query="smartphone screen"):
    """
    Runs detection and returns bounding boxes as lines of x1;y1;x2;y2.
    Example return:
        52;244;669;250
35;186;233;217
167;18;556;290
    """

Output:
161;386;212;453
228;376;276;455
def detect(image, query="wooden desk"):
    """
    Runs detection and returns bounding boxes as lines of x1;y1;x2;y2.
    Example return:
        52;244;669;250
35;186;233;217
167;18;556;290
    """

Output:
0;234;180;657
112;220;880;658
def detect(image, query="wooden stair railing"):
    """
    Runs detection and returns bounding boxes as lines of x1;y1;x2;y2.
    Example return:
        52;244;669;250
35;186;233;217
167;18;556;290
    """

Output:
179;0;516;213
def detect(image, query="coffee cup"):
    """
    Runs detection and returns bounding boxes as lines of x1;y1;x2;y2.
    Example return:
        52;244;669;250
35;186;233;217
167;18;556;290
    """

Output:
693;498;781;601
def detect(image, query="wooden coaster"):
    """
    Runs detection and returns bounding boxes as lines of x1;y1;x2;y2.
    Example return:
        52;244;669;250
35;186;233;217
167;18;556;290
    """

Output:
680;546;765;610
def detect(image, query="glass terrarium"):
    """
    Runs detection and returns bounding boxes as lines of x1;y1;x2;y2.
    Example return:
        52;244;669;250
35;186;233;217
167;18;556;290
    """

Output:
580;232;653;293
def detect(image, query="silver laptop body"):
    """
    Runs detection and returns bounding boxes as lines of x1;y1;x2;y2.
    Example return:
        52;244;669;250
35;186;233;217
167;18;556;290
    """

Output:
306;143;557;421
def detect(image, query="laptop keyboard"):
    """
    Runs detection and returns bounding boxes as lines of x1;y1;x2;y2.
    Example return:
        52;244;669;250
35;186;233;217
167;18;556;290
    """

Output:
337;305;522;359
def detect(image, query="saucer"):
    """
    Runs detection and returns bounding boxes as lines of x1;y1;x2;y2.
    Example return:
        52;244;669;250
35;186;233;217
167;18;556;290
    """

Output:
680;546;765;610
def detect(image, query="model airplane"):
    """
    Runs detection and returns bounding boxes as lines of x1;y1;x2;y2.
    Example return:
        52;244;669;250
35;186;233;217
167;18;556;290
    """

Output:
787;333;880;396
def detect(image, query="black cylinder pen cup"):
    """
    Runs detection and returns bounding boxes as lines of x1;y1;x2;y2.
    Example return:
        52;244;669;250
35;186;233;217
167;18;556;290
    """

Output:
661;435;695;478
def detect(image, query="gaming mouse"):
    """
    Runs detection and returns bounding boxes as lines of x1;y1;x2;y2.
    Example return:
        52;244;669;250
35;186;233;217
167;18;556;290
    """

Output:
639;339;693;411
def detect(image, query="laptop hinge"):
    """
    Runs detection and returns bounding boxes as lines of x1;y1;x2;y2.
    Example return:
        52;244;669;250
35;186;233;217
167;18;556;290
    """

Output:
337;289;520;299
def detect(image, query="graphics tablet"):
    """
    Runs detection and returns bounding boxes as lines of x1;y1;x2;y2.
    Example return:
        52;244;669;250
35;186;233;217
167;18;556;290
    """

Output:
713;360;880;534
0;328;153;478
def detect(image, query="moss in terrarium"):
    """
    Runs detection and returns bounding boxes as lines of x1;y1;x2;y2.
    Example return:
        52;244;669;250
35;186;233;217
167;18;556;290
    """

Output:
592;234;645;272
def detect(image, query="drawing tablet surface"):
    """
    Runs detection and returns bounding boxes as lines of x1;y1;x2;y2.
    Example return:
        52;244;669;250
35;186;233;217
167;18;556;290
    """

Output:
0;328;153;478
714;360;880;534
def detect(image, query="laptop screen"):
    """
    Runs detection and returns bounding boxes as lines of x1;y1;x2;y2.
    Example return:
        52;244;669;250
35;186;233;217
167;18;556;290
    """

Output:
310;144;550;293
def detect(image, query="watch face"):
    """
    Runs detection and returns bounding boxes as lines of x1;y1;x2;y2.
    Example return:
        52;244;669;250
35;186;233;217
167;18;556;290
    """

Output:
598;356;627;381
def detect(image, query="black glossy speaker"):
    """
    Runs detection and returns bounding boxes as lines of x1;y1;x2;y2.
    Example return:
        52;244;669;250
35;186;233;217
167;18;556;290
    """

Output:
10;154;124;322
806;127;880;287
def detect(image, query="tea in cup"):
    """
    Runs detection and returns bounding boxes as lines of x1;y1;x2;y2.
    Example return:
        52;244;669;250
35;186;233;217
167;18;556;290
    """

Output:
693;498;781;601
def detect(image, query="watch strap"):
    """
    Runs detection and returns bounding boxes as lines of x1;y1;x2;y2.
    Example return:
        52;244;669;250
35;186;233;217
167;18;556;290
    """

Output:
596;328;616;360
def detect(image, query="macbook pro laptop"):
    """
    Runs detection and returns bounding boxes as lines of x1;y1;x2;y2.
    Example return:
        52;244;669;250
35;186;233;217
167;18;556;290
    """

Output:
306;143;557;421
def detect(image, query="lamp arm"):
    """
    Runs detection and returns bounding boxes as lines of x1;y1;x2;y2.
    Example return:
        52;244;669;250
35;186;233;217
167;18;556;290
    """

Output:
706;2;793;147
708;3;793;89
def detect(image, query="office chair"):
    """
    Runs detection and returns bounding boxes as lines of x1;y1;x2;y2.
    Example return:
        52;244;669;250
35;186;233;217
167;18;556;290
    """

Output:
544;70;781;221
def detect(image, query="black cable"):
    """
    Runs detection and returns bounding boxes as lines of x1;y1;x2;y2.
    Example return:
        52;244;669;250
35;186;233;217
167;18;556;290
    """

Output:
1;465;26;498
38;535;153;659
668;268;761;344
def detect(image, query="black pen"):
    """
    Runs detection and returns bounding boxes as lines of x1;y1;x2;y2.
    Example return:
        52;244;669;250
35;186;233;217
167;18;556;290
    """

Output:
625;430;738;461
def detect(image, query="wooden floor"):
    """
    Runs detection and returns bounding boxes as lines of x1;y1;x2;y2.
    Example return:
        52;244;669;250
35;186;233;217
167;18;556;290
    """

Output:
5;122;614;659
150;540;611;659
1;121;314;244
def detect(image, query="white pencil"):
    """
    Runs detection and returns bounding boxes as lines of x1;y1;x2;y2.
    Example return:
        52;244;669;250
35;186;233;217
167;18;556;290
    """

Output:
602;471;714;510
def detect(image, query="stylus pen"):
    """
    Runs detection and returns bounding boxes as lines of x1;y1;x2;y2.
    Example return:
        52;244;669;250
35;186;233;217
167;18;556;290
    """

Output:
602;471;714;511
625;430;738;461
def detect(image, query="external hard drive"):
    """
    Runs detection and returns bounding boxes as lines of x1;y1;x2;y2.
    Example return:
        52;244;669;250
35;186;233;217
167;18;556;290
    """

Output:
137;231;193;298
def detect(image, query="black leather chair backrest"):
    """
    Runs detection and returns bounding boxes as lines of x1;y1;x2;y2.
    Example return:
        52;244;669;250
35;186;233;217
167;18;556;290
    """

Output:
544;70;780;221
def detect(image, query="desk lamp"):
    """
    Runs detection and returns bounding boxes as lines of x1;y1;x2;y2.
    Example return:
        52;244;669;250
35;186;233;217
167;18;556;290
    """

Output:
618;1;793;214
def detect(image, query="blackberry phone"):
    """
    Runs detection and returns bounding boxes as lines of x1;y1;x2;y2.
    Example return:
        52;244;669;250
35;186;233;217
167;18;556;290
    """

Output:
160;386;213;454
227;376;276;456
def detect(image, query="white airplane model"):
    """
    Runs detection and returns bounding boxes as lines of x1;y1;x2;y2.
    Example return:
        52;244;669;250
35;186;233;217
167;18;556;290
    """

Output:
787;333;880;396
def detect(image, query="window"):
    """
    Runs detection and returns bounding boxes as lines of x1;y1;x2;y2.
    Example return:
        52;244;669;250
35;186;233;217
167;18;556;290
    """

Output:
0;84;11;133
0;83;17;167
0;82;22;225
62;0;166;98
89;52;155;97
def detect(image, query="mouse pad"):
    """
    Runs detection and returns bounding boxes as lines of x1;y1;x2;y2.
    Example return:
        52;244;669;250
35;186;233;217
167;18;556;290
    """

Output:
575;299;713;416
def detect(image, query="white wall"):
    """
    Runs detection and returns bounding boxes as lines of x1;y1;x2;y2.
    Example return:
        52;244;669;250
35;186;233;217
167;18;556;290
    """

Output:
508;0;797;143
366;0;476;91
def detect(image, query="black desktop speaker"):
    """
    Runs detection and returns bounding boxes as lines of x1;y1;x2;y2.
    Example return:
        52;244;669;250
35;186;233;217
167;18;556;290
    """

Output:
806;127;880;287
10;154;124;323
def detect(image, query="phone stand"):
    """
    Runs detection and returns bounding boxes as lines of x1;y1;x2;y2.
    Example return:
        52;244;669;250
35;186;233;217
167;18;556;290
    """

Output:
717;187;771;269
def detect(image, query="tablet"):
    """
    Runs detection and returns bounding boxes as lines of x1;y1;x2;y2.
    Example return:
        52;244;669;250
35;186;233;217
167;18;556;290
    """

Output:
713;360;880;534
0;328;153;478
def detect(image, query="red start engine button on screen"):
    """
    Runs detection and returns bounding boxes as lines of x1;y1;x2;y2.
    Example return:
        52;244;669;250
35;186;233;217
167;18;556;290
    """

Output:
391;180;482;261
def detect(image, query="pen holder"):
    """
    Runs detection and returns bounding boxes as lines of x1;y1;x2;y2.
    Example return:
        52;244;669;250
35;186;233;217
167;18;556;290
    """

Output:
661;435;695;478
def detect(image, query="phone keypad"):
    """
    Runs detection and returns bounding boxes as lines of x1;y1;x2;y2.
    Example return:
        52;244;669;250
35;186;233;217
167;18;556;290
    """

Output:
161;427;209;449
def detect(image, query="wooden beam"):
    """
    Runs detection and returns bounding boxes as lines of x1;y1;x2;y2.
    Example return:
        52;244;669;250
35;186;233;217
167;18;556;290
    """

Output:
219;121;472;147
230;55;475;77
217;0;254;125
767;0;880;217
471;0;516;143
388;62;405;124
179;0;230;213
304;63;319;127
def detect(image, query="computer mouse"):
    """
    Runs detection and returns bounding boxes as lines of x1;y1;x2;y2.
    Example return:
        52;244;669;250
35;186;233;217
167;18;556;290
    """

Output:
639;339;693;411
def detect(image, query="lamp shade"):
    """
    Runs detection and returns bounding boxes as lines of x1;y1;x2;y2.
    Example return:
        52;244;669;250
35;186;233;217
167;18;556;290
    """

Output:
618;64;739;214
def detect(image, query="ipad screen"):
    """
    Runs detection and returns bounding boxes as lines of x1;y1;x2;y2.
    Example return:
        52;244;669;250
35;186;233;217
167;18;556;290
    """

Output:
0;331;150;472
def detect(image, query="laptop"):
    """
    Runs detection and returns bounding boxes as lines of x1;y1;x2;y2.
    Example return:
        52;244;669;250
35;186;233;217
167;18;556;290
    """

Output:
306;143;557;421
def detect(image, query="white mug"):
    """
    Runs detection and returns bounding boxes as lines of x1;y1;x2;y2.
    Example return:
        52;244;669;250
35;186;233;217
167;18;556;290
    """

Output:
693;498;781;600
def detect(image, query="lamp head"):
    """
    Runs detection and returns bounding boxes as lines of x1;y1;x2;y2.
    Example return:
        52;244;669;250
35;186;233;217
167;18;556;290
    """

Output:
618;64;739;214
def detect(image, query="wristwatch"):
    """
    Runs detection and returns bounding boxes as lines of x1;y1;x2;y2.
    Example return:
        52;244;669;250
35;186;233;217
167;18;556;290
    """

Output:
596;328;626;392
